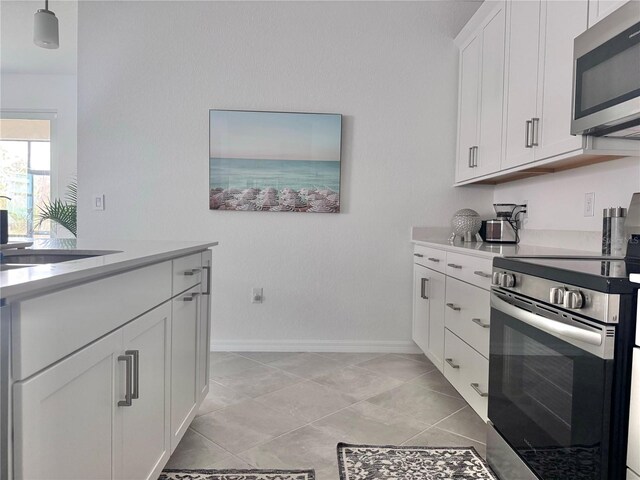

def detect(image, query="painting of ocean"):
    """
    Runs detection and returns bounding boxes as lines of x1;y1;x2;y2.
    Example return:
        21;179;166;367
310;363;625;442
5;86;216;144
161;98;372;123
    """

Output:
209;110;342;213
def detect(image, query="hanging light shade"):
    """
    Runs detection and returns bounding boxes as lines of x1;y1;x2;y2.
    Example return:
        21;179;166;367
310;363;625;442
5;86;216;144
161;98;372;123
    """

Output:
34;0;59;49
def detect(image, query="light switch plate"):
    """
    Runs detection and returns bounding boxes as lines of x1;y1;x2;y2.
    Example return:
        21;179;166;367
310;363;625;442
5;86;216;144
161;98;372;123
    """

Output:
93;194;105;211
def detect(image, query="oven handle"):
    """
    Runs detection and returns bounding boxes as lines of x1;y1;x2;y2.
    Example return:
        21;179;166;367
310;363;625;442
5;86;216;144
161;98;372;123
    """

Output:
490;294;603;347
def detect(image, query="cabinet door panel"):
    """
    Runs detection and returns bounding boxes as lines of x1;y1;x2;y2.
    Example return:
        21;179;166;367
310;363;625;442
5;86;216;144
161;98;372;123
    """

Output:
118;303;171;480
13;331;121;480
197;250;212;402
171;286;200;451
534;1;586;161
412;264;430;354
427;270;446;372
456;36;481;182
477;5;506;176
502;0;541;169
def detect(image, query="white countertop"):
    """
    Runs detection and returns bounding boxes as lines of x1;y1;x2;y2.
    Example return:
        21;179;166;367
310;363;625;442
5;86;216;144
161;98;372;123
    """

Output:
0;239;218;301
631;274;640;284
411;229;602;259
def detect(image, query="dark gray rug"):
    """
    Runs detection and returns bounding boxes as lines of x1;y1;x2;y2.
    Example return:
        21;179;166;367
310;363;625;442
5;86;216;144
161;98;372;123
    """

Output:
159;469;315;480
337;443;497;480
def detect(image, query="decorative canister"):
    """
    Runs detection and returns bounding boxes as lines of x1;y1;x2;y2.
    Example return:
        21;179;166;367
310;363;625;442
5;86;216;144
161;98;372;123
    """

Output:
450;208;482;243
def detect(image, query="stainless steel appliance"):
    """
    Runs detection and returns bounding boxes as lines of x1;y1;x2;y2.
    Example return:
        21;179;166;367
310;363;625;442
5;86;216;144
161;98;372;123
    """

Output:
571;1;640;138
487;254;638;480
484;204;526;244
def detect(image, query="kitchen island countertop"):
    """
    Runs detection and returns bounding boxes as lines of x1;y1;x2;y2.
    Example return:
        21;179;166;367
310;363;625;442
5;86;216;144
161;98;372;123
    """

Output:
0;238;218;301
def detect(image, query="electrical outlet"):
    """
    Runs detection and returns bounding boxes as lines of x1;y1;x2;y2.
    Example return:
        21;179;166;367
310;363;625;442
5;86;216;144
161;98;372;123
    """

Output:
251;287;263;304
584;192;595;217
93;194;105;211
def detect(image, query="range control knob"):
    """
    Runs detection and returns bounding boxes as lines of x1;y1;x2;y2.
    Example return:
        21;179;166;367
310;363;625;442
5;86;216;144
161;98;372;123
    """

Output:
549;287;565;305
491;272;501;286
563;289;584;309
500;273;516;288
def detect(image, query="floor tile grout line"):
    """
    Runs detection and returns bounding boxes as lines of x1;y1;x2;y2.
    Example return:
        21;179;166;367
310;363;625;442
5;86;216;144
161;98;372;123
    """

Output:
184;426;258;467
398;405;469;446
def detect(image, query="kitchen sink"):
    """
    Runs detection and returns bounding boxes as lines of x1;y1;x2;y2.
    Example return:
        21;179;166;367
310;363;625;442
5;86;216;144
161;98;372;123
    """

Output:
0;249;120;270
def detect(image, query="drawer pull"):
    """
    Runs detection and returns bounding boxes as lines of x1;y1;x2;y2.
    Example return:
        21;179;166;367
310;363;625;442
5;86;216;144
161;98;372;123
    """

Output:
182;296;194;302
117;354;133;407
125;349;140;400
473;271;491;278
421;278;429;300
183;268;202;276
446;303;461;311
447;263;462;269
414;253;424;257
445;358;460;369
471;318;490;329
428;257;440;263
470;382;488;397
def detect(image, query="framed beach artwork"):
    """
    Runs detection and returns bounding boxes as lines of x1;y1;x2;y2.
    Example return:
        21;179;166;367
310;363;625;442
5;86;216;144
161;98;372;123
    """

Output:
209;110;342;213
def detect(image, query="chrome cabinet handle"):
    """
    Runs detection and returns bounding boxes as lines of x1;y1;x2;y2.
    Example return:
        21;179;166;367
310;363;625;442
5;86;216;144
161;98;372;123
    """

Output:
473;271;491;278
428;257;440;263
470;382;488;397
447;263;462;269
471;318;490;329
203;265;211;295
472;146;478;167
125;350;139;400
468;147;473;168
446;303;461;311
531;117;540;146
525;120;533;148
183;296;194;301
445;358;460;369
118;354;133;407
414;253;424;257
183;268;202;276
421;278;429;300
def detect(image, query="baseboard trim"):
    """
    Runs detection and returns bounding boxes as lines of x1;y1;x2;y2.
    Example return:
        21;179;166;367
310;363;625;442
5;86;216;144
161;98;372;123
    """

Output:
211;339;421;354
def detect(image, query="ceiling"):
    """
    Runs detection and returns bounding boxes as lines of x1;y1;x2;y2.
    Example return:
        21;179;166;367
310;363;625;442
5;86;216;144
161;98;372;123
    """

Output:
1;0;77;75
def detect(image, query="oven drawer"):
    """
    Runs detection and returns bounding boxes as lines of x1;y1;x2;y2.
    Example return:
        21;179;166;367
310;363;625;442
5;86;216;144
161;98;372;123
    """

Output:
445;252;492;290
443;328;489;421
413;245;446;273
445;277;490;359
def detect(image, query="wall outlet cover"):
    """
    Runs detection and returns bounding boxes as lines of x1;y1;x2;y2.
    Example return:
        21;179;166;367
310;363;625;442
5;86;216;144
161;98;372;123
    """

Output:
93;194;105;211
584;192;595;217
251;287;263;304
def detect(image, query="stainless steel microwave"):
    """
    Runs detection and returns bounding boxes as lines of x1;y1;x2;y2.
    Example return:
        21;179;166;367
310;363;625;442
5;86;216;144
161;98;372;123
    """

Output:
571;1;640;138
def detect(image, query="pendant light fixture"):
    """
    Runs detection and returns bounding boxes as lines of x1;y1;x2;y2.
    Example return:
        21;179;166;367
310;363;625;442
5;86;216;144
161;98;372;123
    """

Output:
34;0;59;49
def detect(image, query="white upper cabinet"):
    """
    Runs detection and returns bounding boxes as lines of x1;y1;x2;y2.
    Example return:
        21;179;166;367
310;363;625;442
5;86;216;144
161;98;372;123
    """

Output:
456;2;506;182
456;36;481;182
453;0;637;185
502;0;542;170
534;1;588;161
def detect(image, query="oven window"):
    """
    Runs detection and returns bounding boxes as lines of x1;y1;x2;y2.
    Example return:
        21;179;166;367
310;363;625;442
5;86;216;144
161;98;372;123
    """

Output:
504;326;574;442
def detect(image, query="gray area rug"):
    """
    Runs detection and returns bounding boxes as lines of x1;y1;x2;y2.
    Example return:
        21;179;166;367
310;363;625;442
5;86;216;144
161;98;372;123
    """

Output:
337;443;497;480
159;469;315;480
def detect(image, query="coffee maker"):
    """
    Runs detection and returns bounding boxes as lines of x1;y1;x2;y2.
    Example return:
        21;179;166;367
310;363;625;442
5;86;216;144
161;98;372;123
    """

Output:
484;203;526;244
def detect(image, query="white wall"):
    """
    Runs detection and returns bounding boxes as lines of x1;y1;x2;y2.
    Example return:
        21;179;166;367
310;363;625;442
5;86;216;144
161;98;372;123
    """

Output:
0;74;78;224
494;156;640;237
77;1;493;351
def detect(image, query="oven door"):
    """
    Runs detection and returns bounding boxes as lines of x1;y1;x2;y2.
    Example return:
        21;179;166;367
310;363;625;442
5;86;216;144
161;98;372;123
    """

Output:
488;292;614;480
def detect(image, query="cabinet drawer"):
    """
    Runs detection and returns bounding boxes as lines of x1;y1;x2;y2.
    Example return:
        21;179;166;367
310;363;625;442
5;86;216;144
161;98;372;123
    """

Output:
443;329;489;421
413;245;446;273
12;262;172;381
445;277;490;359
445;251;493;289
173;253;203;295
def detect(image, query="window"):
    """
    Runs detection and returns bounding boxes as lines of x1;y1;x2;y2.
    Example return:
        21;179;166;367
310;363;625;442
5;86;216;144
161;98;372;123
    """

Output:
0;118;52;238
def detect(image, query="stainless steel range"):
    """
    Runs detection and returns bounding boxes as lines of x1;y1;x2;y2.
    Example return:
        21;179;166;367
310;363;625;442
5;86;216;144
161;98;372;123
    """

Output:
487;254;638;480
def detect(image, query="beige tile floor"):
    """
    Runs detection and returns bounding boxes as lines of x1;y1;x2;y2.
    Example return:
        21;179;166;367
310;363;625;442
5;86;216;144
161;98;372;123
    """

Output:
165;352;488;480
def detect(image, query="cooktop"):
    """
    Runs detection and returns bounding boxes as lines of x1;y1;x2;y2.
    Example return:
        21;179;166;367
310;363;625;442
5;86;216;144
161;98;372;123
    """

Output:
494;256;638;294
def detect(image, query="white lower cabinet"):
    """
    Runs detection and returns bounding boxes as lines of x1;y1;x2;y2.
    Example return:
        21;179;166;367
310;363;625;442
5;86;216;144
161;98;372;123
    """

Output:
443;328;489;421
197;250;212;403
170;285;201;452
445;277;491;359
412;263;446;371
13;303;172;480
117;303;172;480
